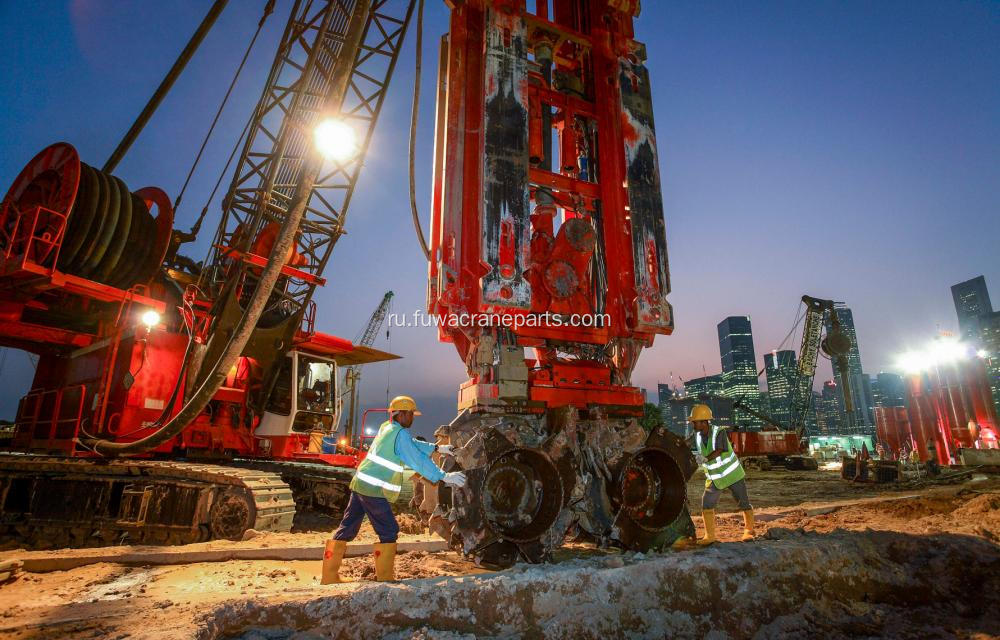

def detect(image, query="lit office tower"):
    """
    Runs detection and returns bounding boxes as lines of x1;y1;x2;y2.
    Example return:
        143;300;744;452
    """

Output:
718;316;763;430
816;380;843;435
872;372;906;408
824;307;875;434
978;311;1000;419
764;350;797;428
657;384;689;438
951;276;993;342
683;374;732;428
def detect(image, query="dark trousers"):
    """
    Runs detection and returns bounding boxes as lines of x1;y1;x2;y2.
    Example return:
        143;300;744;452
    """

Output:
332;491;400;543
702;478;753;511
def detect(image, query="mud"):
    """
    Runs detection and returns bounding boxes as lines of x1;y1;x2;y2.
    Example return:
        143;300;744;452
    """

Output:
1;470;997;639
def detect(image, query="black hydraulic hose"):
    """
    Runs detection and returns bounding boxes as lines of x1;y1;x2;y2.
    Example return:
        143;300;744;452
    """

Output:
91;0;372;456
408;0;430;260
103;0;229;173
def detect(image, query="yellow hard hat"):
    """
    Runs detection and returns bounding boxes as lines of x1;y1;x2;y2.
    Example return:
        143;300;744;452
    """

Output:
389;395;421;415
687;403;713;422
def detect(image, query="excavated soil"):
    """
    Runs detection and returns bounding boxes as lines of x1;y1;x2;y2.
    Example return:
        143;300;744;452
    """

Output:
0;470;996;639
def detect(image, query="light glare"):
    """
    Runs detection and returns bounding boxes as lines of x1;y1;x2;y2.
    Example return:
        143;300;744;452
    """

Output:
140;310;161;328
977;349;989;359
314;119;357;161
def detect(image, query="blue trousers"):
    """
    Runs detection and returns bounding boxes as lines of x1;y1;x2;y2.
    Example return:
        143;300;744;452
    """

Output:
332;491;400;543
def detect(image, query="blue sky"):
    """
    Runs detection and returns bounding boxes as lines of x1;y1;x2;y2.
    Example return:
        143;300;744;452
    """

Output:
1;1;997;437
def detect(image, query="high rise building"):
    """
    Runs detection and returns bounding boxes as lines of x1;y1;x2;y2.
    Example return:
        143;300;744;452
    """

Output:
824;307;875;434
764;349;797;429
656;384;689;437
683;374;732;428
717;316;763;430
951;276;993;342
978;311;1000;418
872;372;906;408
816;380;843;435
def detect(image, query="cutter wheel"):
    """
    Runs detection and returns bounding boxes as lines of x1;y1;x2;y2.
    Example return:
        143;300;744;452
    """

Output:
416;410;696;568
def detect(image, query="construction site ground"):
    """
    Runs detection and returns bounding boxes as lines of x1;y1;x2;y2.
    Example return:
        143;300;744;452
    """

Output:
2;468;998;639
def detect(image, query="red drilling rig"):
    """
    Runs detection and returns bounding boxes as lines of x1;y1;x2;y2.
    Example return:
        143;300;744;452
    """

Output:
0;0;412;548
415;0;696;567
0;0;693;566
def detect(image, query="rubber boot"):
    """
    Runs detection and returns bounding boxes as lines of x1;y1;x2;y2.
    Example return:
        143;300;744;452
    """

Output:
321;539;349;584
697;510;717;546
741;510;756;541
671;536;697;551
374;542;397;581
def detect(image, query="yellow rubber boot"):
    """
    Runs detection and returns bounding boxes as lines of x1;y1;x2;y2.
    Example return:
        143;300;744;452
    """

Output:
741;510;756;541
321;539;349;584
374;542;397;581
697;510;717;546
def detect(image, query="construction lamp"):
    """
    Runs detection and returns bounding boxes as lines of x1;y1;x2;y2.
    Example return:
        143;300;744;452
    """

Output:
314;119;357;161
897;350;931;375
140;309;161;328
365;427;374;436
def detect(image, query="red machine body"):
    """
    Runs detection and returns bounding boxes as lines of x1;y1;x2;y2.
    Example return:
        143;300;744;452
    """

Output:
428;0;672;415
0;148;371;468
876;358;999;464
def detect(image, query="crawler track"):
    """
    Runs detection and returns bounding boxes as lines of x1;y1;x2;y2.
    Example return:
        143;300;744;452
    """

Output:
0;455;295;549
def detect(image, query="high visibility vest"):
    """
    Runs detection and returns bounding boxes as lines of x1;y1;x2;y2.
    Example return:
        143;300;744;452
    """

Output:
350;420;405;501
697;424;746;490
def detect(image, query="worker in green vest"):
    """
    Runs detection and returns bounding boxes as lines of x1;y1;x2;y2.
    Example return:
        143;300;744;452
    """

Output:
321;395;467;583
689;403;755;545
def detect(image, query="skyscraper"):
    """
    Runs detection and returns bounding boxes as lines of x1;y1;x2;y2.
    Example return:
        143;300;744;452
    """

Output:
718;316;763;429
764;349;797;429
872;372;906;408
816;380;843;435
656;384;689;437
951;276;993;342
683;374;732;428
824;307;875;434
978;311;1000;419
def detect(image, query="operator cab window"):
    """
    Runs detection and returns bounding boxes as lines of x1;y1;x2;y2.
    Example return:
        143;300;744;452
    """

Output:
293;355;336;432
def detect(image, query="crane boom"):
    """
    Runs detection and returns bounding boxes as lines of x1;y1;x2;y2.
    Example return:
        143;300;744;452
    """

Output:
341;291;394;443
198;0;417;383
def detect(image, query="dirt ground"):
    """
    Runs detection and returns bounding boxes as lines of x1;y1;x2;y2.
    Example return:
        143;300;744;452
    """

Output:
0;468;997;639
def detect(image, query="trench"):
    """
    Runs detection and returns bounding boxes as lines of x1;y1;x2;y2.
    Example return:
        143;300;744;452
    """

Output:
201;528;1000;639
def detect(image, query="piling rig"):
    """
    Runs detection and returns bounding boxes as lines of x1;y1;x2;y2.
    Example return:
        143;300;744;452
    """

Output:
0;0;414;547
418;0;696;567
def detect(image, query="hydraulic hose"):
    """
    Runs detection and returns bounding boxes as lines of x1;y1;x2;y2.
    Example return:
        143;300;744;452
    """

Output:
91;0;372;455
408;0;430;260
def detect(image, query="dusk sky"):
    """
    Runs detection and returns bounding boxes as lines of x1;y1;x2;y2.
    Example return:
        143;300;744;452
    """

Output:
1;1;997;437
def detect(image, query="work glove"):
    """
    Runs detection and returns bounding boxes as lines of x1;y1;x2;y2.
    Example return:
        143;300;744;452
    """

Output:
442;471;467;488
436;444;456;456
695;453;706;466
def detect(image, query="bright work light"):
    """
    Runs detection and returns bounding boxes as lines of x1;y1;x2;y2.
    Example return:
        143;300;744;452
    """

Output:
140;310;161;328
314;119;357;161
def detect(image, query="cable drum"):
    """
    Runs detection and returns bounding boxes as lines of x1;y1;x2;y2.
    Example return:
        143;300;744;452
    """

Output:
0;143;173;290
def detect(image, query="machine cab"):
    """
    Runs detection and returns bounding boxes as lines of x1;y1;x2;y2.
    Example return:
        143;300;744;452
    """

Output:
256;350;339;437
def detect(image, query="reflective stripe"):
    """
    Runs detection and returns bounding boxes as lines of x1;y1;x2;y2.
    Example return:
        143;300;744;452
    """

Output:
706;458;742;480
704;452;736;470
356;471;402;492
365;451;404;473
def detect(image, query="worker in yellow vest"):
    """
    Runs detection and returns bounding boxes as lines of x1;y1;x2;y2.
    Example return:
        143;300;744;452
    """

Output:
689;403;755;544
321;395;467;583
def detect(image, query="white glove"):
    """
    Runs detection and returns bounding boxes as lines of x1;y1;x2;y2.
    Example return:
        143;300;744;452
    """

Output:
695;453;706;466
442;471;467;488
436;444;456;456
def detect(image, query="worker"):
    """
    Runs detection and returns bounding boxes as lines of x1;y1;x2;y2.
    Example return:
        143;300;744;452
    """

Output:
689;403;754;545
321;395;466;584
